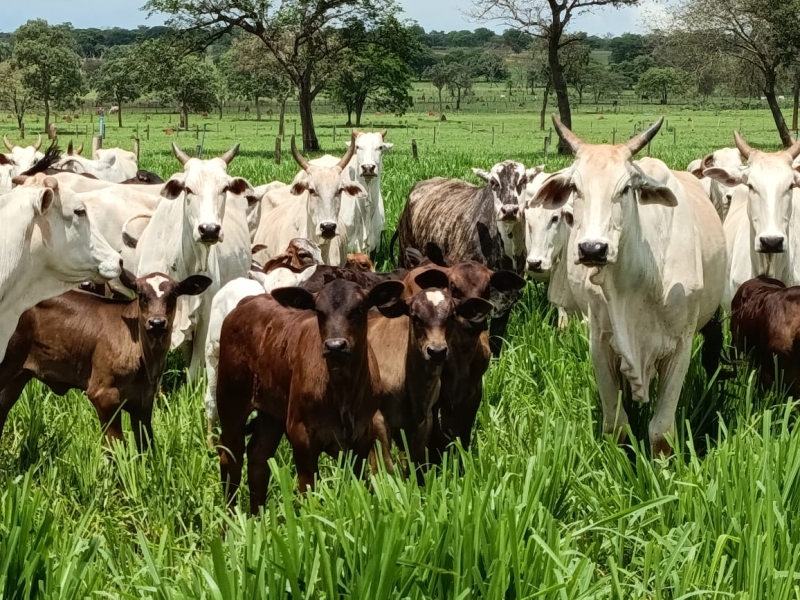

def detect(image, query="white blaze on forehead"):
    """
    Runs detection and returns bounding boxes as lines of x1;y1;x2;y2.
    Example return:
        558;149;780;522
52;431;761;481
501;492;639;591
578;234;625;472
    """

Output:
146;275;170;298
425;290;446;306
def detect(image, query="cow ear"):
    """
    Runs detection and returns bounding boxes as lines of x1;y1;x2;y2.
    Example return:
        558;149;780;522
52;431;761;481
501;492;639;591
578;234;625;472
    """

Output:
342;183;364;197
562;206;574;227
272;286;316;311
119;268;139;292
793;167;800;188
687;159;704;179
531;171;573;210
0;154;13;166
703;166;746;188
524;165;544;184
226;177;250;196
414;268;449;291
11;175;27;186
177;275;212;297
161;177;186;200
472;168;491;183
376;298;408;319
490;270;526;293
404;247;424;268
368;280;405;309
290;181;309;196
33;188;54;215
424;243;448;267
456;297;493;323
632;169;679;207
101;153;116;166
382;142;394;151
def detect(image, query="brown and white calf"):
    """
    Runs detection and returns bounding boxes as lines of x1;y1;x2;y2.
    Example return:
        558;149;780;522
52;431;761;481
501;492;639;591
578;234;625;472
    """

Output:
369;268;492;477
0;270;211;450
215;278;404;513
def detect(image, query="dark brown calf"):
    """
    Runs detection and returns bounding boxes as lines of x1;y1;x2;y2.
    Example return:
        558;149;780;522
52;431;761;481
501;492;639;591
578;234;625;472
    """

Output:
369;268;492;477
0;270;211;451
732;276;800;395
216;278;404;513
346;253;375;273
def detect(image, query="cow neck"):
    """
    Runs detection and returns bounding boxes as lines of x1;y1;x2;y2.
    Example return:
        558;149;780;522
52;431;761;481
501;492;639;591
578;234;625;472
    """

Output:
497;219;525;270
405;325;444;426
325;339;370;437
178;197;211;276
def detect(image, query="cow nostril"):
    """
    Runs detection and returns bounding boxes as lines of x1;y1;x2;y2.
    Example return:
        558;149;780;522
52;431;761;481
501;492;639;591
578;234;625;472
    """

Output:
578;241;609;264
147;318;167;331
759;236;784;253
320;222;337;238
198;223;221;241
427;345;448;360
324;338;349;354
527;260;543;272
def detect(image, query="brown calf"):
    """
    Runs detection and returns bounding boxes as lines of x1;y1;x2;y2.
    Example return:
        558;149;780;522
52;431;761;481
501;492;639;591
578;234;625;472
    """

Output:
732;276;800;395
216;278;404;513
0;270;211;450
346;253;375;273
369;268;492;477
252;238;322;272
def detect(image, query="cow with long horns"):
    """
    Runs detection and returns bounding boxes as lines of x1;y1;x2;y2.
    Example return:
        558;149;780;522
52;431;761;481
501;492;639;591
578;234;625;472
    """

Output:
701;132;800;309
528;116;727;457
253;134;363;266
0;135;44;192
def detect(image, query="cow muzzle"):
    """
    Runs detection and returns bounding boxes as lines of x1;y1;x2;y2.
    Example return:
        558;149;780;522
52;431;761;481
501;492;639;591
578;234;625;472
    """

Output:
319;222;337;239
426;344;448;362
146;318;169;335
95;258;123;283
198;223;222;244
758;235;785;254
323;338;351;358
360;164;377;179
500;205;520;221
577;240;609;266
526;258;545;274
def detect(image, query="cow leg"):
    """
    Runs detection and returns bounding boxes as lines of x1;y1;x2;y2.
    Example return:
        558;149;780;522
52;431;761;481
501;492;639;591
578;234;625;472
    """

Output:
557;307;570;330
488;311;511;357
90;387;125;447
218;419;246;509
368;410;395;477
287;420;318;494
0;373;33;442
591;332;628;443
205;347;219;449
130;404;154;453
650;340;693;458
246;413;284;515
700;309;724;379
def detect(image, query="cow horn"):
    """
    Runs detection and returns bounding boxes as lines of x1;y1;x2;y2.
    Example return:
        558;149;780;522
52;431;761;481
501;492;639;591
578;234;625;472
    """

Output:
67;140;74;155
290;136;310;171
3;135;13;152
624;117;664;156
337;132;357;170
787;138;800;160
551;115;583;154
33;134;42;151
380;129;387;139
220;143;240;165
75;143;83;156
172;143;190;166
733;131;753;160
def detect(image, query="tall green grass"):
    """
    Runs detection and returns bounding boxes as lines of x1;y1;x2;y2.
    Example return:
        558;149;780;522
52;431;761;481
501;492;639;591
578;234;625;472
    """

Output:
2;106;799;598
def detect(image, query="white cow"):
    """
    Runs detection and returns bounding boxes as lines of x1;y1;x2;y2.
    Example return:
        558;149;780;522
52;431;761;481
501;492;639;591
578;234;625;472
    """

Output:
523;170;584;327
531;117;726;456
687;147;744;221
54;147;138;183
703;133;800;310
0;135;44;193
0;174;122;363
203;263;318;440
253;136;362;266
134;143;252;376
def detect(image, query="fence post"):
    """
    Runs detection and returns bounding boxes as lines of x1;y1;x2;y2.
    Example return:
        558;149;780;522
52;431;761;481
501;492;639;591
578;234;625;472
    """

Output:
196;144;202;157
92;135;102;155
412;139;419;161
274;137;281;165
673;128;677;145
612;127;616;145
433;127;436;144
134;138;140;161
333;125;336;145
492;126;495;145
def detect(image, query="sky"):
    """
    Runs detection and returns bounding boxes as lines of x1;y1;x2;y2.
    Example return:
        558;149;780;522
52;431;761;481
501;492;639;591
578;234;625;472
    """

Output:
0;0;656;36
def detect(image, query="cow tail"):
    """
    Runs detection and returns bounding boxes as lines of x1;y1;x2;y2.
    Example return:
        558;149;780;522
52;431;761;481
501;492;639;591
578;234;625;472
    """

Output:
389;228;400;264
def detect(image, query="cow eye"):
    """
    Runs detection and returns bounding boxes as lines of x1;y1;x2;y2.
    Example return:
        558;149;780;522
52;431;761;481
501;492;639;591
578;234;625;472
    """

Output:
184;187;194;196
550;214;559;225
307;187;317;195
620;185;632;196
491;180;500;188
298;252;310;259
74;208;87;217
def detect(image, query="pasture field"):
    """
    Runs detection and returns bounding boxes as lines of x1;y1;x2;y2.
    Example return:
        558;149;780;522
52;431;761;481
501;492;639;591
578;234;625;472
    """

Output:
2;106;800;599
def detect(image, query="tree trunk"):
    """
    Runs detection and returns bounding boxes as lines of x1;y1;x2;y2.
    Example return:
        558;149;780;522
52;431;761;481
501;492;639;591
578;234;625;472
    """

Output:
219;103;224;120
355;102;363;127
255;96;261;122
44;96;50;135
764;70;792;147
792;72;800;132
456;88;462;111
117;99;123;128
548;26;572;155
438;88;443;112
279;99;287;137
298;71;319;151
181;105;189;131
540;79;551;131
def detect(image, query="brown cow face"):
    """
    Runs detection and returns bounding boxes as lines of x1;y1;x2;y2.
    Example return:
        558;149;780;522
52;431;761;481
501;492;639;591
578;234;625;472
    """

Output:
272;279;404;363
345;253;375;273
119;269;212;338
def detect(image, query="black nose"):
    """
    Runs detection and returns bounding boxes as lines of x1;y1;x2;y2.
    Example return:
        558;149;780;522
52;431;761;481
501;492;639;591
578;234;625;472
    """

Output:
320;222;337;239
578;241;609;264
324;338;349;354
759;236;784;253
427;345;448;361
361;164;377;175
527;259;543;272
198;223;221;242
501;205;519;220
147;318;167;332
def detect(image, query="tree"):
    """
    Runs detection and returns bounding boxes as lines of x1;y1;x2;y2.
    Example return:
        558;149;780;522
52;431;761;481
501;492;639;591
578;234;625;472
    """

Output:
501;28;533;53
636;67;690;104
589;64;624;103
470;0;640;154
447;62;475;110
91;47;140;127
0;62;38;135
561;41;592;103
146;0;399;152
425;62;451;112
478;49;509;86
670;0;800;146
609;33;650;64
12;19;83;133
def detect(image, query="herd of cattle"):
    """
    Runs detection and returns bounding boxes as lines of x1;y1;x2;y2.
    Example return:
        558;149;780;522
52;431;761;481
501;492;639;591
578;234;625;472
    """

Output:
0;116;797;512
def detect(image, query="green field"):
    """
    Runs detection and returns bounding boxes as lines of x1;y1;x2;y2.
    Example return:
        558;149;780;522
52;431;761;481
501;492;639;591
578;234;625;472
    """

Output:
2;105;800;598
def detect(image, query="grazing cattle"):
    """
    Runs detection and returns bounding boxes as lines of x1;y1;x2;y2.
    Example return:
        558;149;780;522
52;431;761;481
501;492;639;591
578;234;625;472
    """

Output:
368;268;493;476
702;133;800;309
731;276;800;395
523;171;584;327
0;270;211;449
687;147;744;221
396;162;540;354
134;143;251;376
529;117;726;456
54;147;138;183
253;136;361;267
215;278;404;512
0;175;122;363
109;106;120;114
346;253;375;273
